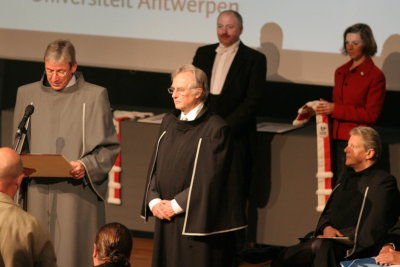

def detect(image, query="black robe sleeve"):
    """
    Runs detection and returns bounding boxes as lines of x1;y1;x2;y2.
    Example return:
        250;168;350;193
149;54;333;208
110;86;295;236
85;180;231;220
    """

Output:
382;218;400;249
182;121;246;234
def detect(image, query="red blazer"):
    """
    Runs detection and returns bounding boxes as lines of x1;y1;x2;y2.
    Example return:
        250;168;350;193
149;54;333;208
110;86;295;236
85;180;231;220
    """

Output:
331;58;386;140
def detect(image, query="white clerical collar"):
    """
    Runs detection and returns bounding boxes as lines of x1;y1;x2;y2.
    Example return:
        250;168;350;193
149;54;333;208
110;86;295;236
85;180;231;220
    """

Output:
216;40;240;54
65;74;77;88
180;102;204;121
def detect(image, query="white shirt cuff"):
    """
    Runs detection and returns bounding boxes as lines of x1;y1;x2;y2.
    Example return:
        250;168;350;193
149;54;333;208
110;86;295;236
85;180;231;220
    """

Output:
171;199;184;214
149;198;161;212
386;243;396;250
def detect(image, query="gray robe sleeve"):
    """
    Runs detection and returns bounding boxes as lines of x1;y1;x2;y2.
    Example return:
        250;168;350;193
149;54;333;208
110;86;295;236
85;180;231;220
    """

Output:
79;88;120;199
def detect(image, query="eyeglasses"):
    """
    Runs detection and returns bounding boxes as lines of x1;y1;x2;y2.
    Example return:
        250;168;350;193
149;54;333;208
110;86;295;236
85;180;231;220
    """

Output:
167;87;198;95
45;69;69;78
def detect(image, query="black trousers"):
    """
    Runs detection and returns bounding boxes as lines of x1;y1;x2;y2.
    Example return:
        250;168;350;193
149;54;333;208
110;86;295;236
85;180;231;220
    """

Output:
271;238;349;267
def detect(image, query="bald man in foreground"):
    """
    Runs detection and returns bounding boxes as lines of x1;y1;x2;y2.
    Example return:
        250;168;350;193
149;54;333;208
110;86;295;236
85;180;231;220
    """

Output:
0;147;57;267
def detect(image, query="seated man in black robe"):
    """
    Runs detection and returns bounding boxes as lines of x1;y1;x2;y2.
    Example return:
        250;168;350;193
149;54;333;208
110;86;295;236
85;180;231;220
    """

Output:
271;126;400;267
141;64;246;267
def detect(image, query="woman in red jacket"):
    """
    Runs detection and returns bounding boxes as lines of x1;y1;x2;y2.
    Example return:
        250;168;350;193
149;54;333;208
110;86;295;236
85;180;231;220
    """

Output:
316;23;386;185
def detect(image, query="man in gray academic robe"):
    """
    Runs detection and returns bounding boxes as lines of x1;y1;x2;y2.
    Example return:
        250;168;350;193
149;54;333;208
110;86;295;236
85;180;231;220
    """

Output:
13;39;120;267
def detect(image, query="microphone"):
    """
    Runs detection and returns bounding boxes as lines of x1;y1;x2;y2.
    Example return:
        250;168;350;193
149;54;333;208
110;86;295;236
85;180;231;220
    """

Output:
17;104;35;131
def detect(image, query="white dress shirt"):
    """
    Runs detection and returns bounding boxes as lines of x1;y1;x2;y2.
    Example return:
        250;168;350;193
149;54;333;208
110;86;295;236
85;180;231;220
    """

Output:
210;40;240;95
180;102;204;121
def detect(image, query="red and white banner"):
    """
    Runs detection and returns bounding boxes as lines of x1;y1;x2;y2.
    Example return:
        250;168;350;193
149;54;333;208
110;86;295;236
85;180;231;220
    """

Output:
293;101;333;212
107;110;153;205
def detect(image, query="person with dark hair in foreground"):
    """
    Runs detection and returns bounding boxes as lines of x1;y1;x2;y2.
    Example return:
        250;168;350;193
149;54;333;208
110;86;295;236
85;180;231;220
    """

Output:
271;127;400;267
0;147;57;267
93;222;132;267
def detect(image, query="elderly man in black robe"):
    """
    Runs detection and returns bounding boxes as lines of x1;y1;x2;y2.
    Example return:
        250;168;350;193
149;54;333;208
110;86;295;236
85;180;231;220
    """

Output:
271;126;400;267
141;64;246;267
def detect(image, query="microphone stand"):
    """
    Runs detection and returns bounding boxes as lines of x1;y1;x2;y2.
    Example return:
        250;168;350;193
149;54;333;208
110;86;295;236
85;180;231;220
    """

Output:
12;117;31;210
12;119;29;153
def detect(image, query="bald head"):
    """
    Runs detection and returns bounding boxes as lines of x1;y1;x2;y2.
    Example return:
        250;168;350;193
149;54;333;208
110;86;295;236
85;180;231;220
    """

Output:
0;148;23;197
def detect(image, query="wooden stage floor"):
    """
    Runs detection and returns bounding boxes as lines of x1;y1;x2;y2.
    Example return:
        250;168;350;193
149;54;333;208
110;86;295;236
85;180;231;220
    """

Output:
131;237;270;267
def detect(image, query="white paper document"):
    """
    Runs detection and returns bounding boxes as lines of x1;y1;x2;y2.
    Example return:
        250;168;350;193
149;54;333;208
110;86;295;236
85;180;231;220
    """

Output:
257;122;301;133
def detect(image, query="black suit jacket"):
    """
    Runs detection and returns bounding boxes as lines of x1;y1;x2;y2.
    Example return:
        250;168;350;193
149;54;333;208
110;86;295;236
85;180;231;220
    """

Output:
192;42;267;134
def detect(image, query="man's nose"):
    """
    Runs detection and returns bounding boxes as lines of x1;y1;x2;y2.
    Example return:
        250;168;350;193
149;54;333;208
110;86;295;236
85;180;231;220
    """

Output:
48;73;59;80
220;26;227;33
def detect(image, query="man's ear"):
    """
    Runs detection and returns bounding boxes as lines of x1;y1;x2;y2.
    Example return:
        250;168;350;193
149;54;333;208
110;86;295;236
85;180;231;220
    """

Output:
195;88;203;99
71;63;78;73
93;243;97;258
365;148;376;160
16;173;25;187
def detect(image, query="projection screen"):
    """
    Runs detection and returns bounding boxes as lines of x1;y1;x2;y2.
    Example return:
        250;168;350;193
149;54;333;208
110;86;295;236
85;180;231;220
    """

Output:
1;0;400;90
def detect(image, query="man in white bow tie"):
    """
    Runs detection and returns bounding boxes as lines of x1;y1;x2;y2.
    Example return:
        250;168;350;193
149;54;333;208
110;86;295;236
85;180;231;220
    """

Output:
192;9;267;248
